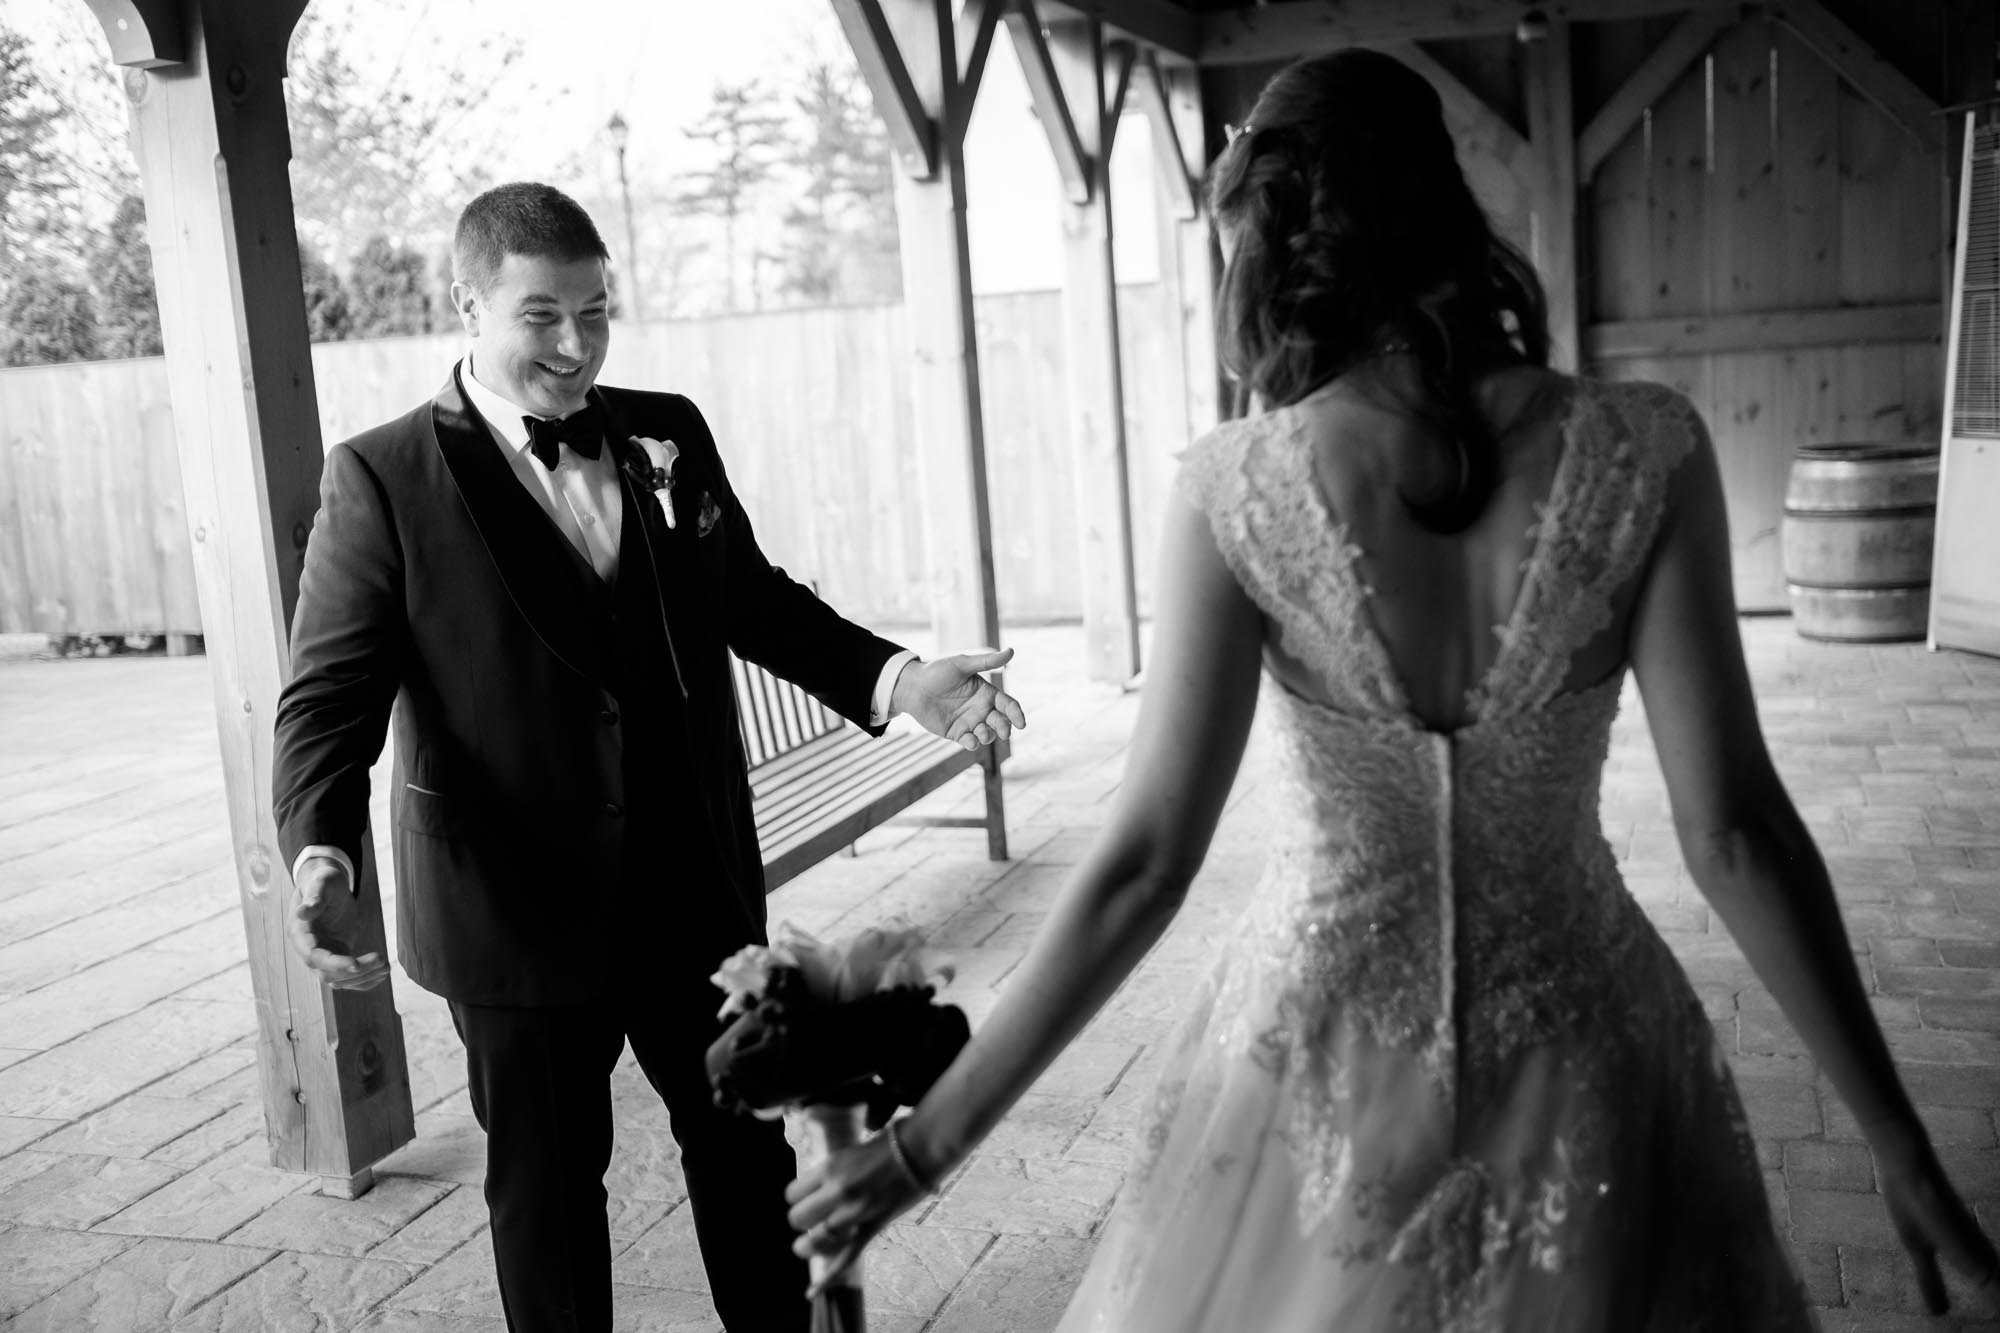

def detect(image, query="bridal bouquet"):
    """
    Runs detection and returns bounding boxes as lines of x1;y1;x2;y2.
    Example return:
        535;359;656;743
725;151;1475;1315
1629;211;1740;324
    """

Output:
705;920;968;1122
706;921;969;1331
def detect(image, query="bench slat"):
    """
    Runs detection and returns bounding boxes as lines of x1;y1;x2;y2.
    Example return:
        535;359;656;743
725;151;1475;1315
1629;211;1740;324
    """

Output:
753;734;957;842
728;649;1004;890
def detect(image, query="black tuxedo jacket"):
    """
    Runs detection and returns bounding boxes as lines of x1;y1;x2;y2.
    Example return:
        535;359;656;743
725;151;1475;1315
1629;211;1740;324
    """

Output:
272;367;903;1006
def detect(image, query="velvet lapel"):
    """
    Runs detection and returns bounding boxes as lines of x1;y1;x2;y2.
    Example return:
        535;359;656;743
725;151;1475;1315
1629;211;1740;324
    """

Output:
596;387;692;699
430;365;614;694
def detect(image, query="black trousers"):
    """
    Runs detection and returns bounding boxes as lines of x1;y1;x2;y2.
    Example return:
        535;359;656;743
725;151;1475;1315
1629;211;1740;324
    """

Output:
449;912;809;1333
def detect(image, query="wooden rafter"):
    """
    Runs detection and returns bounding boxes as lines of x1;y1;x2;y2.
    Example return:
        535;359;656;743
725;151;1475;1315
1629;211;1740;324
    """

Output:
954;0;1005;147
1524;19;1581;372
1578;7;1737;180
1102;40;1137;160
1773;0;1944;154
1005;0;1092;204
1587;301;1944;359
1038;0;1199;60
1198;0;1736;65
830;0;940;177
1134;51;1197;219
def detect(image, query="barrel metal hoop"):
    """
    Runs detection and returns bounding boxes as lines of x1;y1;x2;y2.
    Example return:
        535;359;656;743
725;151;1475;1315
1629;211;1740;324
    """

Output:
1786;579;1933;592
1780;505;1942;520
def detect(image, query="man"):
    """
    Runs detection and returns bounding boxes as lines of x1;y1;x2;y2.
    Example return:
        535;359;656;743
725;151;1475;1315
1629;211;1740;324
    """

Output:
272;181;1023;1333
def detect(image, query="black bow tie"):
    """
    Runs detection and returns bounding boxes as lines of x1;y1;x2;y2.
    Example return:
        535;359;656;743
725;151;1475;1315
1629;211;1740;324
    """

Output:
524;404;605;471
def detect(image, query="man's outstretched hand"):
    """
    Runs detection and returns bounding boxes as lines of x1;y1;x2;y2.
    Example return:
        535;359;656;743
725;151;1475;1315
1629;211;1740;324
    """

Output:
892;648;1027;752
287;856;391;990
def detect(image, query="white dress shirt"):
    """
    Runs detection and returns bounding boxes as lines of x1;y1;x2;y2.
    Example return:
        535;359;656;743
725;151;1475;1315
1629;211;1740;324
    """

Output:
294;358;916;892
460;359;624;582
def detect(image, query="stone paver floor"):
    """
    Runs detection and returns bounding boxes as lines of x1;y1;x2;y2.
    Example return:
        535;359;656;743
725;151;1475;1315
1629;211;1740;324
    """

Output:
0;619;1996;1331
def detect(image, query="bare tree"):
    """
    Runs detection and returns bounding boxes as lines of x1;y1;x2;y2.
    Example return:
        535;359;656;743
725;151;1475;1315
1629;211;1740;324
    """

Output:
283;2;537;266
0;23;82;268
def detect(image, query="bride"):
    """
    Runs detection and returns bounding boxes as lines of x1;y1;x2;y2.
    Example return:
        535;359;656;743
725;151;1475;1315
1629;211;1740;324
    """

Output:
785;48;1998;1329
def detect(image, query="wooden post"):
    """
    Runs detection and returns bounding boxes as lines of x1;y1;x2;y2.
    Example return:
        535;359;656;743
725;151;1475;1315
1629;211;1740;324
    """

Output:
1138;54;1222;455
1523;17;1581;373
84;0;413;1190
1011;9;1143;685
832;0;1009;856
835;0;999;661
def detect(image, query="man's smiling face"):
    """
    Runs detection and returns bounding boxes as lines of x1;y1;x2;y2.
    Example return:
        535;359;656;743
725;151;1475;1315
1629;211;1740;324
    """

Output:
455;252;610;418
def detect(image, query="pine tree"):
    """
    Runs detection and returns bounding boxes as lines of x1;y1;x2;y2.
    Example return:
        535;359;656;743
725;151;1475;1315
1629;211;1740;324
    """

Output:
347;234;436;338
678;81;789;311
93;194;164;359
299;241;355;342
0;267;101;367
777;62;901;306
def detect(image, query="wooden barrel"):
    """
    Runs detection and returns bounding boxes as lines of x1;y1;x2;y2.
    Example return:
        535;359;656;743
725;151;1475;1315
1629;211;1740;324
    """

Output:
1781;444;1939;643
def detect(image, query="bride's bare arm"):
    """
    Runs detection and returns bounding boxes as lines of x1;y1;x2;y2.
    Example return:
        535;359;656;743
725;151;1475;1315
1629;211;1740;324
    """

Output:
785;497;1264;1277
1628;414;1997;1311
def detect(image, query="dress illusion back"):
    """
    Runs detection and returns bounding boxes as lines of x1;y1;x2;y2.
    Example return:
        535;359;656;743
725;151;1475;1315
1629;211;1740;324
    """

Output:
1056;377;1817;1332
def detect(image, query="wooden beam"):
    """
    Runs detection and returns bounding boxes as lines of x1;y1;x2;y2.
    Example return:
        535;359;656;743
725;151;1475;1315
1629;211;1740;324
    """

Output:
1037;0;1199;60
1134;52;1196;220
856;0;1010;833
1585;301;1944;359
1579;7;1737;180
1524;19;1582;372
1101;40;1137;160
1772;0;1944;155
859;0;1002;662
1005;1;1092;205
1198;0;1735;66
1160;59;1224;435
953;0;1005;147
1375;40;1528;166
112;0;413;1186
81;0;185;67
1050;18;1142;685
831;0;940;177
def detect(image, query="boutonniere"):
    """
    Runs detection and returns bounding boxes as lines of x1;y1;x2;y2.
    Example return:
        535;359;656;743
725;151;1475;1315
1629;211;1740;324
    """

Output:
618;435;680;529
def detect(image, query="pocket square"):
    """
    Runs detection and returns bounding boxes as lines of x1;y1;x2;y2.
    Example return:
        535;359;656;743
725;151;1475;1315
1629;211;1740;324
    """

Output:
697;491;723;538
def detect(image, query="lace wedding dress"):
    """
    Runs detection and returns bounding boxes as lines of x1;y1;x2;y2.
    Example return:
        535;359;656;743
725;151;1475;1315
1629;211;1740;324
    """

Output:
1057;378;1817;1332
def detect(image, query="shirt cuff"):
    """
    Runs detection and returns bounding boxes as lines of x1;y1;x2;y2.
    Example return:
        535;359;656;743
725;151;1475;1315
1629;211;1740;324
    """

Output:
871;650;920;726
293;844;356;895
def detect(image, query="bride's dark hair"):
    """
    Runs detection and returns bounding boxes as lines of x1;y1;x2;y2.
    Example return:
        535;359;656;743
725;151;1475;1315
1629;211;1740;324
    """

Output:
1207;49;1551;532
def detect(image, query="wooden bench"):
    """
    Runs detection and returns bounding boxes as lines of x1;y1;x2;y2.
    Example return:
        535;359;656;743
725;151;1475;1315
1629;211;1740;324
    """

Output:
730;653;1009;890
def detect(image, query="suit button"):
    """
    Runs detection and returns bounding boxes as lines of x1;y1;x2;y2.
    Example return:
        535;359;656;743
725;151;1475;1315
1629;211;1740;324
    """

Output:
604;802;623;818
600;709;618;724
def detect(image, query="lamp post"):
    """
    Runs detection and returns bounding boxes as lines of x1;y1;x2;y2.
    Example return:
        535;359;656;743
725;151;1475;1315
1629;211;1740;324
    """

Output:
607;111;643;321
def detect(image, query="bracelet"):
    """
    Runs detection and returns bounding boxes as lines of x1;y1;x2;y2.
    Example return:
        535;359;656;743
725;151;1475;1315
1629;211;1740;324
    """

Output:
884;1118;936;1195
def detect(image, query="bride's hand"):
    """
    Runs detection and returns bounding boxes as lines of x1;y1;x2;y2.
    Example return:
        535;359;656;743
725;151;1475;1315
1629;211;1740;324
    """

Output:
784;1127;934;1295
1873;1128;2000;1315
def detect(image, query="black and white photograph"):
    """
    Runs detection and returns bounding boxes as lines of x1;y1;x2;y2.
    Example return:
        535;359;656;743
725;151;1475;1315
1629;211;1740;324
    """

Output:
0;0;1997;1329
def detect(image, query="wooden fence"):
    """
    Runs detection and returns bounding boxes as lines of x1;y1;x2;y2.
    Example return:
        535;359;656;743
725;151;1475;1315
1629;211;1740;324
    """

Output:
0;284;1190;636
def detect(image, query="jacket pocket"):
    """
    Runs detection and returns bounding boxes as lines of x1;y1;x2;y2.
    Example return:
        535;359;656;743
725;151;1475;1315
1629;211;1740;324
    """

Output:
398;782;461;838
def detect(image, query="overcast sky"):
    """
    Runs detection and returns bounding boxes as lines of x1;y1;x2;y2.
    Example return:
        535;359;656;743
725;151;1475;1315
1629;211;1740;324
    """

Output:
19;0;1165;291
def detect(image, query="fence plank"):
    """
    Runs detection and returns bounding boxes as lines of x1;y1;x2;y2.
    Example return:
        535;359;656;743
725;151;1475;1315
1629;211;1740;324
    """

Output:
0;288;1185;636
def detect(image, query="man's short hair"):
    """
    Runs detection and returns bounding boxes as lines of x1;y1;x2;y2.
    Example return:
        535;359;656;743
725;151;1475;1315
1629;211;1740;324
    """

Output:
453;182;609;293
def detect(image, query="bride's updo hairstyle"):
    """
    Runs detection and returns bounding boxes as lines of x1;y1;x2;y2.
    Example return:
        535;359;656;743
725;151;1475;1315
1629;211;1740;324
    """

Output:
1208;49;1551;532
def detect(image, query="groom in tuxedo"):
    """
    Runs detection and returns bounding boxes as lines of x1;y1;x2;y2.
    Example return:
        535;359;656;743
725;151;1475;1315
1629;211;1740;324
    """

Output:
272;181;1023;1333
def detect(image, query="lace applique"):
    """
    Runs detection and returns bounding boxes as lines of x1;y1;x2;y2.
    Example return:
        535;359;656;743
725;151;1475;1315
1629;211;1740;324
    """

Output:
1467;380;1702;720
1178;423;1411;721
